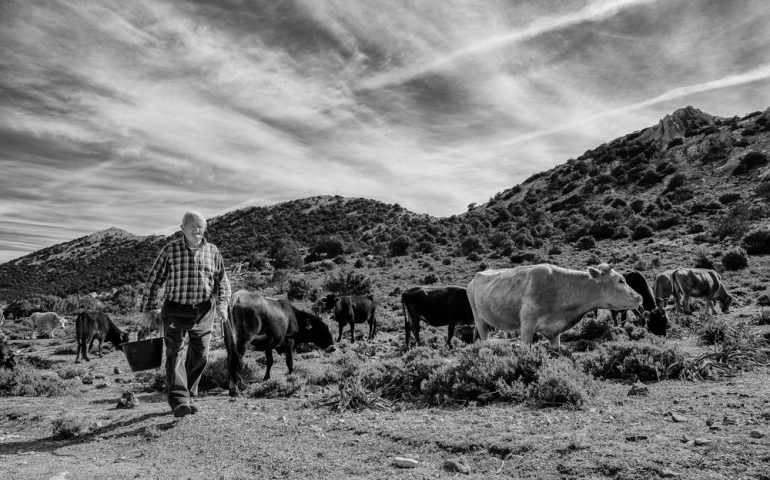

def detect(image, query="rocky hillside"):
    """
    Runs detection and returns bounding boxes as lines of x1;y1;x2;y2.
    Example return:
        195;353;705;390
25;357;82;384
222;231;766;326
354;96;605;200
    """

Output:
1;106;769;300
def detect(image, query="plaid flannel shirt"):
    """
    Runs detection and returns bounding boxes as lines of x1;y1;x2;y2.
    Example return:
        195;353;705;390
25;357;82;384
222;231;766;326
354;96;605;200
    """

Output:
141;236;231;312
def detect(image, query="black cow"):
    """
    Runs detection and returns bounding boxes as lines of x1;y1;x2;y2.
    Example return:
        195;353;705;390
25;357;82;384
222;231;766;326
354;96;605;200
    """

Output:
401;285;475;349
321;294;376;343
75;311;129;362
224;290;334;396
0;340;15;369
611;270;668;336
2;300;23;320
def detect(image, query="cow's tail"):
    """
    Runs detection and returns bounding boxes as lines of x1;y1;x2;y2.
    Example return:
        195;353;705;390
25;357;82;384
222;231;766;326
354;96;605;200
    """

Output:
74;312;83;362
401;294;410;349
222;299;240;396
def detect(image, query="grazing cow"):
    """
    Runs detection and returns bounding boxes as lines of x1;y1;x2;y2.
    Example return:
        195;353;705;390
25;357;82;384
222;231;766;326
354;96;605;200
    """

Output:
671;268;733;314
74;311;129;362
321;294;376;343
0;340;15;369
468;263;642;348
30;312;68;339
224;290;334;396
2;300;22;320
138;309;163;340
401;286;475;349
653;270;681;312
611;270;669;336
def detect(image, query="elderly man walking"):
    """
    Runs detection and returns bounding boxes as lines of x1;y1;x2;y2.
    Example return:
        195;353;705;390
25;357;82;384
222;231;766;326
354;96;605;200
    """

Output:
140;211;231;418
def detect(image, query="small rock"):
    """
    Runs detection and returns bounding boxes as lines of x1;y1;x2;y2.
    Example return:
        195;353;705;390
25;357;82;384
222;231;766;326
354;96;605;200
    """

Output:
116;391;138;409
627;382;649;396
444;458;471;474
749;430;765;439
94;374;105;380
393;457;419;468
81;376;94;385
670;413;688;423
113;367;121;374
659;469;679;478
709;426;721;431
693;438;713;447
722;416;736;425
705;418;714;426
95;383;108;389
626;434;648;442
680;435;690;443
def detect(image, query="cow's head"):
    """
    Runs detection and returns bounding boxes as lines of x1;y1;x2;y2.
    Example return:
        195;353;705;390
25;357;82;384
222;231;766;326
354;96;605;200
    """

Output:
646;308;668;336
321;294;339;312
57;315;68;329
296;311;334;349
589;264;643;310
719;293;733;313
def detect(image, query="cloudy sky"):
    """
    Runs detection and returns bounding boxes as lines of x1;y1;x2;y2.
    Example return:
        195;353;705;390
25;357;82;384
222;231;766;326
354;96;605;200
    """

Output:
2;0;769;263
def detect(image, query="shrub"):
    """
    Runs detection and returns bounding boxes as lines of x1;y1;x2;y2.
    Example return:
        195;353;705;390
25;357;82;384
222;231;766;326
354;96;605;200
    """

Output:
52;415;95;439
531;359;593;407
575;236;596;250
732;151;768;175
467;252;481;261
0;359;74;396
654;214;682;230
388;236;411;256
442;258;451;265
666;137;684;149
248;375;306;398
742;229;770;255
719;193;741;205
323;270;373;295
561;316;613;342
722;247;748;270
197;355;260;392
693;249;714;269
460;236;484;255
422;342;551;405
421;273;439;285
757;295;770;307
664;173;687;192
287;277;313;300
631;224;653;241
574;341;685;381
268;239;303;270
305;238;345;263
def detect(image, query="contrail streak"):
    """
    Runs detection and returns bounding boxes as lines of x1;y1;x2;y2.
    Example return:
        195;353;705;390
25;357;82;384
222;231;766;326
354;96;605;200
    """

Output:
356;0;661;91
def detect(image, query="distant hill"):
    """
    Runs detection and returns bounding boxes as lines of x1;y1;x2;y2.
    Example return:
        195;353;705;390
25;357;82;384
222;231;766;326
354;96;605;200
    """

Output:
1;105;768;300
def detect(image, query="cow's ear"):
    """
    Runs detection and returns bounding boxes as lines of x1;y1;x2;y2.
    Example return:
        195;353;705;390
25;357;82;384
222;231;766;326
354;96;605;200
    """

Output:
334;296;341;304
588;267;601;278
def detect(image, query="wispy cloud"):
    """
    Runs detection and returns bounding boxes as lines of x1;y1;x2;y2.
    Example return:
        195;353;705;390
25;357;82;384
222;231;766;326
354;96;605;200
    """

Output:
1;0;770;263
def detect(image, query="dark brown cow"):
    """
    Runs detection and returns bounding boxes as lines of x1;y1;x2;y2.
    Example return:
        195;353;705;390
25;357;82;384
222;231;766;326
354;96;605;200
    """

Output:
672;268;733;314
611;270;668;336
321;294;376;343
224;290;334;396
401;286;475;349
653;270;681;312
75;311;128;362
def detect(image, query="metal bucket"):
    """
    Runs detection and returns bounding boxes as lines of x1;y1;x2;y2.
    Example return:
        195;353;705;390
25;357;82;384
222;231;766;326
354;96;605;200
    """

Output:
121;337;164;372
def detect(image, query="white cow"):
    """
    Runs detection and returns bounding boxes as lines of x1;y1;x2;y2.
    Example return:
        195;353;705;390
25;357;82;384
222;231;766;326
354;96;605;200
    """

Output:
467;263;642;348
30;312;68;339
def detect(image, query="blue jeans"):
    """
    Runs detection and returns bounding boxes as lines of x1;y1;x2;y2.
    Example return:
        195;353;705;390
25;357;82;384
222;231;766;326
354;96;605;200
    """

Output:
162;301;214;410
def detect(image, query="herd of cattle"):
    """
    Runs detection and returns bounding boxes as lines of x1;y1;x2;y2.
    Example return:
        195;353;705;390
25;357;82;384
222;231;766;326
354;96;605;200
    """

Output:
0;264;733;397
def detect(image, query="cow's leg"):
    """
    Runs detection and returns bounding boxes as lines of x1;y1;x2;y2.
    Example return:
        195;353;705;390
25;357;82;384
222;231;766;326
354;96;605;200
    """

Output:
263;348;274;381
706;297;718;315
285;338;295;375
75;337;82;363
403;313;412;350
474;317;490;341
545;333;561;349
349;321;355;343
682;294;692;314
446;321;456;348
368;315;376;340
520;319;537;348
96;336;104;357
337;322;344;343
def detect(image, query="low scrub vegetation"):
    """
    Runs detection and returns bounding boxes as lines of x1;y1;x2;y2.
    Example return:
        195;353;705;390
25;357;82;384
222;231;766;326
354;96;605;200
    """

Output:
573;340;685;381
0;358;75;396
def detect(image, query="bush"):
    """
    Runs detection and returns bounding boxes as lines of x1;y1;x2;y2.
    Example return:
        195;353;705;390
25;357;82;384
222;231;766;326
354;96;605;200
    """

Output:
693;249;714;269
531;359;592;407
719;193;741;205
323;270;373;295
0;359;74;396
575;236;596;250
388;236;410;256
574;341;685;381
460;236;484;255
248;375;306;398
664;173;687;192
287;277;313;300
631;224;653;241
757;295;770;307
722;247;748;270
732;151;768;175
742;229;770;255
467;252;481;261
52;415;95;439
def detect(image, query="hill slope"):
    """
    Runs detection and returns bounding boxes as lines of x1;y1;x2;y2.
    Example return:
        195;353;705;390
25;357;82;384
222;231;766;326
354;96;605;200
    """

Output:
1;106;769;300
